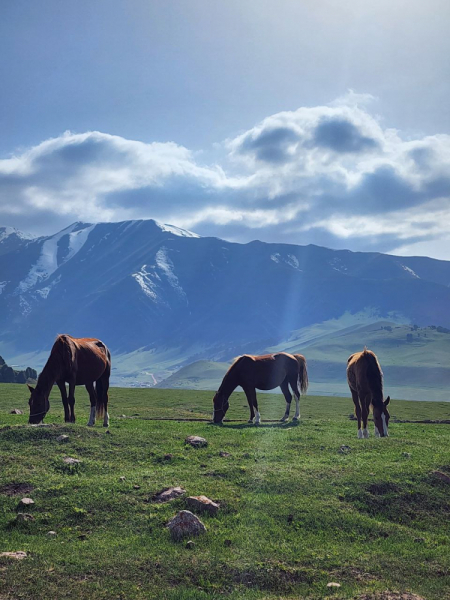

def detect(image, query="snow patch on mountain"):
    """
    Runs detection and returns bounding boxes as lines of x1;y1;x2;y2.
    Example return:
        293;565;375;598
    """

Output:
157;222;200;238
132;265;159;301
329;257;348;273
16;224;94;294
155;247;186;298
401;264;420;278
271;253;302;270
0;227;34;243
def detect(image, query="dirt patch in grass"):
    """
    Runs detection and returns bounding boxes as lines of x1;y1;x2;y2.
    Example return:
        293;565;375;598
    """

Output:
345;478;450;526
230;561;315;591
357;593;425;600
367;483;400;496
0;482;34;496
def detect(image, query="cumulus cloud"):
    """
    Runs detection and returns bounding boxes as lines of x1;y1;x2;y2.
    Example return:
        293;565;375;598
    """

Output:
1;95;450;258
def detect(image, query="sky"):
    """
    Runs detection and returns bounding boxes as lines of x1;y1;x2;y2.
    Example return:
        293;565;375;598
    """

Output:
1;0;450;259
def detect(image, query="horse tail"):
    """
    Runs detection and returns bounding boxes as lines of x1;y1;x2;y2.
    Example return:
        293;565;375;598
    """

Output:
293;354;309;394
96;347;111;418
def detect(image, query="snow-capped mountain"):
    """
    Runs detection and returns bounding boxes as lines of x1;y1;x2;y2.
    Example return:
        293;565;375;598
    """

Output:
1;218;450;381
0;226;35;257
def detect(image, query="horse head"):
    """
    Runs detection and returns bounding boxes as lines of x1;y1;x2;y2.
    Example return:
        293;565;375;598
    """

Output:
27;384;50;424
373;396;390;437
212;391;229;424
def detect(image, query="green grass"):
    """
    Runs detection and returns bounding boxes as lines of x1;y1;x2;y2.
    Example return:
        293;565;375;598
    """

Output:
1;383;449;600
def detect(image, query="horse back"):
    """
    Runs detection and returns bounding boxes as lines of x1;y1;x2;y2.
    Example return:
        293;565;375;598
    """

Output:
54;335;110;384
347;349;382;394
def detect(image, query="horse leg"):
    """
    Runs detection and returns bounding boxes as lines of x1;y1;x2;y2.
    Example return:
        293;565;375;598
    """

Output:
68;379;76;423
280;379;292;422
351;389;363;438
57;380;70;423
360;393;370;438
290;375;301;421
97;371;110;427
85;382;97;426
249;388;261;425
243;387;256;423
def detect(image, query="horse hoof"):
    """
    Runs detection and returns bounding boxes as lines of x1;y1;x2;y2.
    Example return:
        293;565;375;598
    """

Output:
292;417;299;422
248;419;254;424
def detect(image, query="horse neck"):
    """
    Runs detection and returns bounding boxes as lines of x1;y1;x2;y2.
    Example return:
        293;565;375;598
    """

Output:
37;353;62;396
219;367;239;399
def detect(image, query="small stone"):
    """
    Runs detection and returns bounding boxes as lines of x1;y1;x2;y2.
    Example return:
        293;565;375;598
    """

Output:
185;435;207;448
185;540;195;549
338;445;351;454
133;485;140;490
119;476;126;481
219;451;231;458
326;582;341;588
63;457;81;464
47;531;57;536
10;409;23;415
56;435;69;442
186;495;220;515
15;513;35;522
167;510;206;541
402;452;411;458
0;551;27;560
152;486;186;503
17;497;34;510
121;414;126;418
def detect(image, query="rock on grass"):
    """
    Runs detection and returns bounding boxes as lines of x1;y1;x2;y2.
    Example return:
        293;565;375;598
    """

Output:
186;495;220;515
167;510;206;541
185;435;207;448
17;497;34;510
152;487;186;503
0;551;27;560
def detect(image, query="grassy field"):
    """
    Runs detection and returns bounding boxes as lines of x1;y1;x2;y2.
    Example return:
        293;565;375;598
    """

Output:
0;383;449;600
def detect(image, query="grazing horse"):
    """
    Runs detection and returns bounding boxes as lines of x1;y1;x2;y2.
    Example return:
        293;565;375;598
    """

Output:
27;334;111;427
212;352;308;424
347;348;390;438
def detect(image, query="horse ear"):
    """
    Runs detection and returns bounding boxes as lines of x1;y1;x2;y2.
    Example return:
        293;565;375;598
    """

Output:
27;384;35;393
384;396;390;406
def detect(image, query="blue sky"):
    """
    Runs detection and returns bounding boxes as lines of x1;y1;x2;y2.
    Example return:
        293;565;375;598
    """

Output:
1;0;450;258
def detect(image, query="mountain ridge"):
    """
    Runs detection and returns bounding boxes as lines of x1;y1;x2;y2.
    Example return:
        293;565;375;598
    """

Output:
1;218;450;394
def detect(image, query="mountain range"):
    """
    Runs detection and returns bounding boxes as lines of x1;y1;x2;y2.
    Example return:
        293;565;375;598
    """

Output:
1;219;450;397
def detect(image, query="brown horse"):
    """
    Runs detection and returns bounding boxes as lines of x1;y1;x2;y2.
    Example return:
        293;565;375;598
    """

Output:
347;348;390;438
212;352;308;424
27;334;111;426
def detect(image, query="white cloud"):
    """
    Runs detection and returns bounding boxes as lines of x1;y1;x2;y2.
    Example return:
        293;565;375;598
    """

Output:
1;96;450;258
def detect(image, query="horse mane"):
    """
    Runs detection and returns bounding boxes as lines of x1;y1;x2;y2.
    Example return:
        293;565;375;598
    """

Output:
54;334;75;370
362;347;384;406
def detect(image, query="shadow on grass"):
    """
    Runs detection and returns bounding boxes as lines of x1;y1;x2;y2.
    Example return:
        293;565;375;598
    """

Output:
215;421;300;430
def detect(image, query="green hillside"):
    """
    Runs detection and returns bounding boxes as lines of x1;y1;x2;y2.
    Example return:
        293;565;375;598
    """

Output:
157;360;230;390
157;320;450;401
